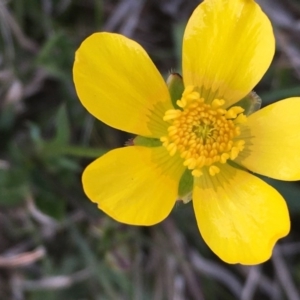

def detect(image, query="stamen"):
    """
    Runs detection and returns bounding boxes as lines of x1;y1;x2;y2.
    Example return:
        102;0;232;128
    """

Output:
234;113;247;124
211;99;225;108
163;109;182;121
192;169;203;177
162;86;247;177
209;165;220;176
177;98;187;108
225;106;245;119
220;153;230;164
167;143;177;156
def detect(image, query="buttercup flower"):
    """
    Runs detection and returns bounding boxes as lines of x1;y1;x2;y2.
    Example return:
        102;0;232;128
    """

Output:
73;0;300;264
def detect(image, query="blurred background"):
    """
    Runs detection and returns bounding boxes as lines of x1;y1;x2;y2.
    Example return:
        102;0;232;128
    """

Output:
1;0;300;299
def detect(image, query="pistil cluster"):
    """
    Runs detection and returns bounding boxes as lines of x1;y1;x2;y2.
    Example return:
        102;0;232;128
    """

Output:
161;86;246;177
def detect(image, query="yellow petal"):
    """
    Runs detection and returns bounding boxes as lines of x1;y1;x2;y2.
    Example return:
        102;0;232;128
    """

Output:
193;165;290;265
183;0;274;107
82;146;185;225
236;98;300;180
73;33;172;137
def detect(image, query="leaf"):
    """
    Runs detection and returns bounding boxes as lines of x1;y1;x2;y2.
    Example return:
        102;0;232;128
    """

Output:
167;72;184;109
0;168;29;206
52;104;70;146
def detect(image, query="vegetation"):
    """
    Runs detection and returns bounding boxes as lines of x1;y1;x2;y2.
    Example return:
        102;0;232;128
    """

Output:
1;0;300;299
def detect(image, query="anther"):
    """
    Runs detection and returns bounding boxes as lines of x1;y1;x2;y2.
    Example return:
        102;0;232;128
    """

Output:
161;86;247;178
209;165;220;176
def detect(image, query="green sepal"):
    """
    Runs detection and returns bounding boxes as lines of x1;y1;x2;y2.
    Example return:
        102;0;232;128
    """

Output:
133;136;162;147
167;72;184;108
177;168;193;203
232;91;262;116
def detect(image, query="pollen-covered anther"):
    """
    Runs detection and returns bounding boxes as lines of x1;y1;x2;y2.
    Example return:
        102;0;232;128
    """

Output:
177;98;187;108
234;113;247;124
184;157;197;169
225;106;245;119
167;143;177;156
211;99;225;109
192;169;203;177
220;153;230;164
237;140;245;149
209;165;220;176
163;109;182;121
161;86;247;177
167;126;178;136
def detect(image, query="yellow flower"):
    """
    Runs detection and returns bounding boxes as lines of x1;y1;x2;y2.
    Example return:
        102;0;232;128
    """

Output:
73;0;300;264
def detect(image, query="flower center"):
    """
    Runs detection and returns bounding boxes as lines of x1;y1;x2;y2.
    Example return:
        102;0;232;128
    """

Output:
161;86;247;177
